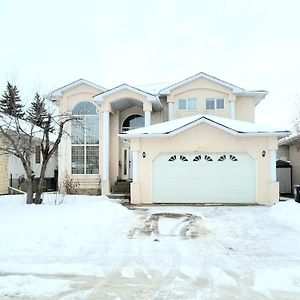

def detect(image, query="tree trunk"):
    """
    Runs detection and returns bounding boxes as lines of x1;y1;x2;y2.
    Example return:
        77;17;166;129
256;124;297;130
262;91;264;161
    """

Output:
34;159;49;204
26;178;34;204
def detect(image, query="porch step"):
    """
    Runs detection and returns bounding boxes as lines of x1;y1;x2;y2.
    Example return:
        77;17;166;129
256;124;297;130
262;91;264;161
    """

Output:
112;181;131;194
107;193;130;203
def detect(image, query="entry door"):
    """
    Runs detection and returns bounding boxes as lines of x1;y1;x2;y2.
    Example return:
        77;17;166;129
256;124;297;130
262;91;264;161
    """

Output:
121;147;130;180
121;147;133;180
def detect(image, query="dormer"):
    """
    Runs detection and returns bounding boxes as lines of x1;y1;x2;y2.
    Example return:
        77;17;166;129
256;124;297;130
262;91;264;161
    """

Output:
159;72;268;123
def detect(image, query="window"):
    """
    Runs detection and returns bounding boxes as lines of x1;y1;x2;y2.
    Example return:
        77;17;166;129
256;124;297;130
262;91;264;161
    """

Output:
188;99;197;110
71;102;99;174
206;98;215;110
122;114;145;132
216;99;225;109
206;98;225;110
35;145;41;164
178;99;187;110
178;99;197;111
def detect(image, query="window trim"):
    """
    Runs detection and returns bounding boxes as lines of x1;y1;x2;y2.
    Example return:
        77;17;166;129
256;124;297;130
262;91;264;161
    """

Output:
206;98;225;110
178;98;197;111
71;102;100;175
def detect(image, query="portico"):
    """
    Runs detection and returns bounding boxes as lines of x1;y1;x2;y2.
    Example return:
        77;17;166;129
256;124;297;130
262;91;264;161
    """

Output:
93;84;162;194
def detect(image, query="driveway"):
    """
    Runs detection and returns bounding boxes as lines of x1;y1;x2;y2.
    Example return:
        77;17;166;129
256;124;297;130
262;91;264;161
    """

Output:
0;197;300;299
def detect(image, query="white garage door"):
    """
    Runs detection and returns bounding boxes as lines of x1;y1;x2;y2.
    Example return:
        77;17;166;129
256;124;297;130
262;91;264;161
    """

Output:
152;153;256;204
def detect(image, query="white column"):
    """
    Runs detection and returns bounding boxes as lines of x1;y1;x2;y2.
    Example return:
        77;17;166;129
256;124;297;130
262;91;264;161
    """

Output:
168;102;174;121
102;111;110;192
229;100;235;119
132;151;139;182
270;149;277;182
144;110;151;126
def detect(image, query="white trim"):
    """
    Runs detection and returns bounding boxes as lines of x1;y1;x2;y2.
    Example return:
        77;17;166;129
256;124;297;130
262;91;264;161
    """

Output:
144;110;151;126
94;84;157;102
270;149;277;182
50;79;107;99
178;98;198;111
102;111;110;181
159;72;244;95
119;117;290;139
229;100;235;119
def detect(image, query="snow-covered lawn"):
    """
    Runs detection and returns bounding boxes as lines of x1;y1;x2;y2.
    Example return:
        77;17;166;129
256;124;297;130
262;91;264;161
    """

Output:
0;194;300;299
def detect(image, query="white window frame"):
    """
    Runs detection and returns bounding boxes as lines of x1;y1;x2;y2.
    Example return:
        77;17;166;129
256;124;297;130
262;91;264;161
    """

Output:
178;98;197;111
206;98;225;110
71;102;100;175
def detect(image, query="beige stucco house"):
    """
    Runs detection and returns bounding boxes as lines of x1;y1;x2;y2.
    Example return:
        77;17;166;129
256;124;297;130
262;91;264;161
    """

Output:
50;72;289;204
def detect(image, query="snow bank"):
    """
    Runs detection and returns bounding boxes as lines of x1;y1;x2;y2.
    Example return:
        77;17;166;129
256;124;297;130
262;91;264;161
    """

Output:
0;195;136;276
0;275;72;298
270;200;300;229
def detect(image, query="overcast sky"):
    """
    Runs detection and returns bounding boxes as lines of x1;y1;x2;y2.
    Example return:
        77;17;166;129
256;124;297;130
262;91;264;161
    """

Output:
0;0;299;129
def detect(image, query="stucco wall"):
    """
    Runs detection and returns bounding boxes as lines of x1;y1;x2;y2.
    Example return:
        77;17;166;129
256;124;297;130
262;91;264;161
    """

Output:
166;78;256;122
131;123;278;205
0;136;8;194
168;78;233;120
235;96;255;122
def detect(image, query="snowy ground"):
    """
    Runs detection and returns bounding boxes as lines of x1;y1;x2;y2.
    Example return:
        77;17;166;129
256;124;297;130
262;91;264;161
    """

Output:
0;194;300;299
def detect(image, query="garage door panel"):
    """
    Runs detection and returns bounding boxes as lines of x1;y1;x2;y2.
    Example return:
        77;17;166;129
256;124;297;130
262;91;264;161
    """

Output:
152;153;256;203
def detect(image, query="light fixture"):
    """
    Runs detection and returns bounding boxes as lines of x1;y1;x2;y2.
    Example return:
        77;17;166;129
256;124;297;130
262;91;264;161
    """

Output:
142;152;146;158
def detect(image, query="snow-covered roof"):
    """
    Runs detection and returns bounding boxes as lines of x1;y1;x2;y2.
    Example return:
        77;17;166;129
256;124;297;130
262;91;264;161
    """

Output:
93;84;162;111
159;72;244;94
48;79;107;100
159;72;268;105
120;114;290;138
279;132;300;146
137;82;171;95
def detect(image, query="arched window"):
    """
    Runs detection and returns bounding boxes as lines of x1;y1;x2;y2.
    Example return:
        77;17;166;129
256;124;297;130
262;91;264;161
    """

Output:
122;114;145;132
71;102;99;174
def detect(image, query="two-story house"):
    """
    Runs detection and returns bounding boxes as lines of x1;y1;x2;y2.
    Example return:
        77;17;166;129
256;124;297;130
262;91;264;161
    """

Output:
49;72;289;205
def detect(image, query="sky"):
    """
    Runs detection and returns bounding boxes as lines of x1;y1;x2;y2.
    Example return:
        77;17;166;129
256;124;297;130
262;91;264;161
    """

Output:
0;0;299;130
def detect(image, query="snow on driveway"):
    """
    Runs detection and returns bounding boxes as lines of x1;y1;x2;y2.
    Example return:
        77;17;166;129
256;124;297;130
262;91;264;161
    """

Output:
0;194;300;299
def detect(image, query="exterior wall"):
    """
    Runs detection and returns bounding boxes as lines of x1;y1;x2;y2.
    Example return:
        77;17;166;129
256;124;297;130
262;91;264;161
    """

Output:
235;96;255;122
277;145;290;161
0;136;8;194
131;123;278;205
8;144;57;181
167;78;235;120
289;145;300;185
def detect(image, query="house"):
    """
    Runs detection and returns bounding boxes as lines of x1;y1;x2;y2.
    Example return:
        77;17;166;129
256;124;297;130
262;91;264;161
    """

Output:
49;72;289;204
277;134;300;193
0;116;58;194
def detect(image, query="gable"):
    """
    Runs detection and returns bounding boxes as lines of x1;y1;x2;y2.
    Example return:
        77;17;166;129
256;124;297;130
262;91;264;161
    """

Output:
170;77;234;97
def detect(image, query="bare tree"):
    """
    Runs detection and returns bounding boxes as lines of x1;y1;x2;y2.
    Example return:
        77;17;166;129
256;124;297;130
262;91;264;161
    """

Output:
0;112;72;204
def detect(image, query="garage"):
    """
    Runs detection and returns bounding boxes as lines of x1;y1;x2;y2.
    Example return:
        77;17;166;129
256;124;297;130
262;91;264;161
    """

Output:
152;152;256;204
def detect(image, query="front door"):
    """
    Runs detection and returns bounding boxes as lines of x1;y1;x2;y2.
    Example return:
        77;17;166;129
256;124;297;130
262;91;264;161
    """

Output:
121;147;132;180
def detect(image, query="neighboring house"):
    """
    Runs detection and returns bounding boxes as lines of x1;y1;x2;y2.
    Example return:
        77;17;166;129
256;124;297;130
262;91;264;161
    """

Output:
0;117;58;193
49;72;289;204
8;142;57;192
0;135;8;194
278;134;300;192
